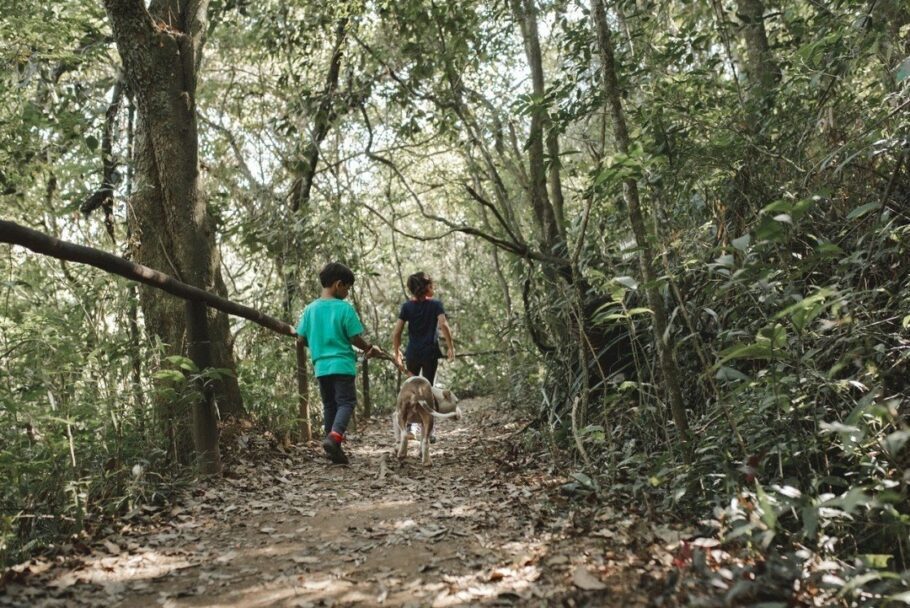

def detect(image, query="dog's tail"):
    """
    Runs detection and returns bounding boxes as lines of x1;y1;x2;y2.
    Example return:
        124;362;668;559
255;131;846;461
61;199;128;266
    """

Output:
429;406;462;421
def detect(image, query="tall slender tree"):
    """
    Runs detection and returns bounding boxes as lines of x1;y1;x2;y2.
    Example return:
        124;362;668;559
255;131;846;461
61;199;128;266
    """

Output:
735;0;781;107
591;0;691;450
510;0;563;251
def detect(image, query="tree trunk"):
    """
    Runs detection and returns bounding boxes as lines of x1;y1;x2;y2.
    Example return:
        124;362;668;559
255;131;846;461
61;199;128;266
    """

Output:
712;0;780;236
296;340;312;442
591;0;691;450
734;0;781;106
509;0;572;363
546;129;567;241
104;0;244;462
185;300;221;475
510;0;562;250
125;100;144;432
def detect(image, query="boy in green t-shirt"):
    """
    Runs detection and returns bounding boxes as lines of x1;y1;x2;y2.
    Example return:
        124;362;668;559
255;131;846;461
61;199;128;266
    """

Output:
296;262;376;464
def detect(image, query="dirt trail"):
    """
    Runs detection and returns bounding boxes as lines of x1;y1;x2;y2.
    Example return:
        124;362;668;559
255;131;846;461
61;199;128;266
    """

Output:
2;398;688;607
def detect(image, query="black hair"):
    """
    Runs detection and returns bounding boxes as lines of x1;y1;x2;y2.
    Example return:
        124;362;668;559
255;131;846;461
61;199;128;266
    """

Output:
406;272;433;298
319;262;355;288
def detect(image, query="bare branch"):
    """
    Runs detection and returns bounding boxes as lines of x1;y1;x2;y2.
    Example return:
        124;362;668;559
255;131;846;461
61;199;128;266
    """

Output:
350;33;455;111
198;111;268;194
463;183;525;248
80;77;125;243
359;103;569;268
1;219;294;336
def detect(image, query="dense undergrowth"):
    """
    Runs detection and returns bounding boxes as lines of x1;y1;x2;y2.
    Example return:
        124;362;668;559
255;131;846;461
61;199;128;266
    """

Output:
548;196;910;603
511;16;910;601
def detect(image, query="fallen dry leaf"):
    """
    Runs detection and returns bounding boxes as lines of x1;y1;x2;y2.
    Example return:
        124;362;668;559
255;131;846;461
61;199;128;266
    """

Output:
0;397;711;608
102;540;121;555
572;566;607;591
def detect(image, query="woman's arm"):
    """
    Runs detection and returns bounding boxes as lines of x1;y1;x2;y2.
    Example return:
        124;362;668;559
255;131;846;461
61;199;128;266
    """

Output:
437;313;455;362
391;319;405;366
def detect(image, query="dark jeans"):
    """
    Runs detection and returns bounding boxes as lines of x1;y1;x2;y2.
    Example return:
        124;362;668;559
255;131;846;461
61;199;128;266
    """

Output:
317;374;357;436
406;357;439;386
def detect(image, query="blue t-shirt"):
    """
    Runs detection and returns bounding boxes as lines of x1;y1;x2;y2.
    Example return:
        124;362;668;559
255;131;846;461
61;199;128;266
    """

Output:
399;299;445;361
296;298;364;377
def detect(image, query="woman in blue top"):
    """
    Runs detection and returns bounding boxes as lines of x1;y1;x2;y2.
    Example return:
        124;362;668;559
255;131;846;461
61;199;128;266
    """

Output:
391;272;455;385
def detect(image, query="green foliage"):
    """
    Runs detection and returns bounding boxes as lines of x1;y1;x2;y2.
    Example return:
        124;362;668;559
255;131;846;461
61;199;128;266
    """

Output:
2;2;909;603
0;259;182;566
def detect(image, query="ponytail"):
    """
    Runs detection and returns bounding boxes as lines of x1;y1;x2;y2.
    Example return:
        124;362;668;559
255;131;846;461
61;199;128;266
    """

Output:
406;272;433;300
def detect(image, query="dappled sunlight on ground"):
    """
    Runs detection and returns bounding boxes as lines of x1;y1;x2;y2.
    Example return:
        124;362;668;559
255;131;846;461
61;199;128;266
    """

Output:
2;397;662;607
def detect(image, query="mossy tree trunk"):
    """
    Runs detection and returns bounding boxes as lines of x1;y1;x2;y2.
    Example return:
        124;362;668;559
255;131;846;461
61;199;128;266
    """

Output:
104;0;243;466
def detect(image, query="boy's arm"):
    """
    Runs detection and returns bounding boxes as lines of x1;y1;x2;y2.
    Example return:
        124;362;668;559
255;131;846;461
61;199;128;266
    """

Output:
297;335;308;347
391;319;405;366
350;334;377;357
343;304;375;356
437;313;455;362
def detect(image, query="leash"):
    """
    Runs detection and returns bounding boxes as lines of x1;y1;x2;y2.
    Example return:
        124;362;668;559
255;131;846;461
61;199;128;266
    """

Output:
359;345;412;376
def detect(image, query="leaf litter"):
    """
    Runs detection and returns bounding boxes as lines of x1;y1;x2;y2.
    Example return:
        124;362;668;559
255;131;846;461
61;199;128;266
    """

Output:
0;397;754;607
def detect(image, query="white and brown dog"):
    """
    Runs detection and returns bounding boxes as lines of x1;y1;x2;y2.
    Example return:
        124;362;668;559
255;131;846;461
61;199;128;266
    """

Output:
393;376;461;466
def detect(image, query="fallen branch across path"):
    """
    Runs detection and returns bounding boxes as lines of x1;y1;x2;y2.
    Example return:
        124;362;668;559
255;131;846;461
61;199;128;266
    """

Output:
0;219;295;336
1;218;443;459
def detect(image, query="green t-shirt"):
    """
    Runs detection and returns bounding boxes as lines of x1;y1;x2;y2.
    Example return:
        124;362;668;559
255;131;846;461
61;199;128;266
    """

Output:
296;298;364;377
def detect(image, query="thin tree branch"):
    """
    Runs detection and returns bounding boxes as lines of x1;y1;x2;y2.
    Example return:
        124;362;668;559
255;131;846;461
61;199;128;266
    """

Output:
463;183;525;248
81;77;125;244
198;111;267;193
350;32;455;111
360;103;565;265
290;17;351;213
